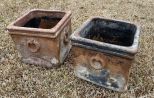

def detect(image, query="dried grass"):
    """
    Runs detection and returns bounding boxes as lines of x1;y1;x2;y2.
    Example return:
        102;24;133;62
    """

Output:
0;0;154;97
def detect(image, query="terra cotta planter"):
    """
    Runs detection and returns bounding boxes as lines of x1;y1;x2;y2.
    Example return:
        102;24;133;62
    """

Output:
7;9;72;68
70;17;140;92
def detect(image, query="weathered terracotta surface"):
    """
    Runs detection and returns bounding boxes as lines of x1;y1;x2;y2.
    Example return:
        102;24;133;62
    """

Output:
7;9;72;68
70;17;140;91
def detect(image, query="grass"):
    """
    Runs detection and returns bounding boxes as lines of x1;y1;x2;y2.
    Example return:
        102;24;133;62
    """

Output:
0;0;154;97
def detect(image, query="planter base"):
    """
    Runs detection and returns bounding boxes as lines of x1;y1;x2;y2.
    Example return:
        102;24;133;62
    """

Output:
75;65;126;92
22;57;60;68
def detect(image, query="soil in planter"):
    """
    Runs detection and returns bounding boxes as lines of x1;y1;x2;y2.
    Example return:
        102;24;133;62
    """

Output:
86;28;134;46
84;19;135;46
23;16;62;29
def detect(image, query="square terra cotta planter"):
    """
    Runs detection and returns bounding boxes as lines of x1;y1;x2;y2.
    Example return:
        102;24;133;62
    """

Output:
7;9;72;68
70;17;140;92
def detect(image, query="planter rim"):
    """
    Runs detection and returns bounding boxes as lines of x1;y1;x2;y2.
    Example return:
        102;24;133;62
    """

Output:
7;9;71;38
70;17;140;59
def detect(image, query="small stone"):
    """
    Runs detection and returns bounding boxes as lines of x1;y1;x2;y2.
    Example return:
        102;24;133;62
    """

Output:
51;57;58;65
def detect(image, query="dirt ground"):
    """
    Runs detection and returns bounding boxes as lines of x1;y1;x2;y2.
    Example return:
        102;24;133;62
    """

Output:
0;0;154;98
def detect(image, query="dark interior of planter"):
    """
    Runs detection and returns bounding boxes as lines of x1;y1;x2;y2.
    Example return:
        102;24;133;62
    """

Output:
23;16;62;29
81;18;136;46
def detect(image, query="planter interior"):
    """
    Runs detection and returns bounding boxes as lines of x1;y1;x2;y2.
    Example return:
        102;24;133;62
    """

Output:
81;18;136;46
14;10;66;30
23;16;61;29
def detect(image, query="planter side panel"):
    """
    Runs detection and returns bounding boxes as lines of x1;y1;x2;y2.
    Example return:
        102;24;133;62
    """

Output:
11;33;60;67
72;46;133;91
59;19;72;63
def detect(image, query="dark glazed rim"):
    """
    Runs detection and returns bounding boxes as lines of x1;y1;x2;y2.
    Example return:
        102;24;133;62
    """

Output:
7;9;71;38
70;17;140;59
